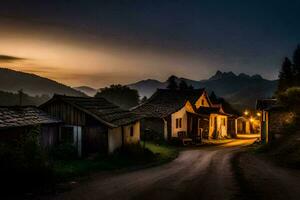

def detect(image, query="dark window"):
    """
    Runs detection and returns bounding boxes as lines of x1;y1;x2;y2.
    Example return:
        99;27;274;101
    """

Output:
130;126;134;137
60;126;74;143
176;118;182;129
202;99;205;105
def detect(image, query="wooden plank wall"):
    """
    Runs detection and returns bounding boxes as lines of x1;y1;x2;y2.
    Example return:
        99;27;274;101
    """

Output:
43;101;86;126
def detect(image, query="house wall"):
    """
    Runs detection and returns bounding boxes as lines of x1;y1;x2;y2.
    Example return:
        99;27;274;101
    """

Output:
171;106;188;138
40;125;59;148
123;121;140;144
42;101;86;126
209;114;227;138
195;93;210;109
108;127;122;154
107;121;140;154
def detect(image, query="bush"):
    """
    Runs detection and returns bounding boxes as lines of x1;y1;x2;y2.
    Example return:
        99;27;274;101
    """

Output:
114;143;155;161
0;126;54;196
50;143;78;160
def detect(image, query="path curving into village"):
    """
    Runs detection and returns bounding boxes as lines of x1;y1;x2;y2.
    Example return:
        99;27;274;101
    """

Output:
49;139;256;200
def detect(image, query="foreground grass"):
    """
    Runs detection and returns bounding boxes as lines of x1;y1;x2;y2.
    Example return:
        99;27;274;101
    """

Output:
53;142;178;181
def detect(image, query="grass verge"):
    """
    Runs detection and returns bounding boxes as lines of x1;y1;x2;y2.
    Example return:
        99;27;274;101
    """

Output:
53;142;178;181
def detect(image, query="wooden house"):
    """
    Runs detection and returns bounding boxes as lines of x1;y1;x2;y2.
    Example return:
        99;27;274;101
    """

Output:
132;89;230;143
0;106;62;147
40;95;141;156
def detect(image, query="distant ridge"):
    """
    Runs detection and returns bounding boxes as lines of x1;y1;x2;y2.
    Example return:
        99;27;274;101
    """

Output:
74;86;98;96
0;68;85;97
127;71;278;110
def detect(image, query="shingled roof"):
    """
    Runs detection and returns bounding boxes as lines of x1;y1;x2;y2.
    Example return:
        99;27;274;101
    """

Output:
132;89;205;118
42;95;141;127
0;106;61;129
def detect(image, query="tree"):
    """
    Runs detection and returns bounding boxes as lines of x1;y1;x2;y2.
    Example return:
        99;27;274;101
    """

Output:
277;57;294;93
179;80;188;90
278;87;300;115
140;96;148;104
166;75;178;90
292;45;300;86
188;85;194;90
209;91;218;103
95;84;139;109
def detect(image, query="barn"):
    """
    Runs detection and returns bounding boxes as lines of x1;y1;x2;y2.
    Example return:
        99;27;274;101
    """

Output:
40;95;141;156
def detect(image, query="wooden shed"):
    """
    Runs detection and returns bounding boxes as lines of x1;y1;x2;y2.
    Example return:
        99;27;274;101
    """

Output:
40;95;141;156
0;106;62;147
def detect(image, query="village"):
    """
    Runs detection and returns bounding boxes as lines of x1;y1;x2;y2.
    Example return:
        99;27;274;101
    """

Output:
1;69;298;199
1;1;300;199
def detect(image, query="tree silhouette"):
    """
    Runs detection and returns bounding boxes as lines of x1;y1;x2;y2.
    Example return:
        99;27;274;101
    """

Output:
209;91;218;103
278;57;294;93
179;80;188;90
166;75;178;90
292;45;300;86
188;85;194;90
140;96;148;104
95;84;139;109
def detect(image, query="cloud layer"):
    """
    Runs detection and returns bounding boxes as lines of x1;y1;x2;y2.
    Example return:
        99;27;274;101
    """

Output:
0;55;26;62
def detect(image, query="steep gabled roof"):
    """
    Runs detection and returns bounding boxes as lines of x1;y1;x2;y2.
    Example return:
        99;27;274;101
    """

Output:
196;106;229;116
132;89;205;118
41;95;141;128
0;106;61;129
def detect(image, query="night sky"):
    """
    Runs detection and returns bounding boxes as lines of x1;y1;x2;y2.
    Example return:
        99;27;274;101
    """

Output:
0;0;300;87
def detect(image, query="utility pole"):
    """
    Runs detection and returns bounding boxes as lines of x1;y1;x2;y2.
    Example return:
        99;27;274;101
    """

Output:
18;89;23;106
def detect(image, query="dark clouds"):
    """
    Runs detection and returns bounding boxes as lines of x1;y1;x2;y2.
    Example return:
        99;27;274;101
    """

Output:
0;55;26;62
0;0;300;82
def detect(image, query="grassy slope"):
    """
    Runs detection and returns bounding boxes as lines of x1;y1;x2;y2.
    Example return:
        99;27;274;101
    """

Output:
53;143;178;181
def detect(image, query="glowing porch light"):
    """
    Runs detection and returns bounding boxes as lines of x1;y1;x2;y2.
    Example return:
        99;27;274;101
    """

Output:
250;117;254;122
244;110;249;116
256;112;261;117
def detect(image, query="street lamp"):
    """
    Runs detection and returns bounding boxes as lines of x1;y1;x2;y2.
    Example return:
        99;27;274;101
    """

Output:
244;110;249;116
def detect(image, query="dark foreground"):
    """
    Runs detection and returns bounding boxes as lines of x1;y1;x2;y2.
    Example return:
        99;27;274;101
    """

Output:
47;139;300;200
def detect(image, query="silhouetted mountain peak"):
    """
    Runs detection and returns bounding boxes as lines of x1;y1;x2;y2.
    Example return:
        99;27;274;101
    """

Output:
238;73;251;79
251;74;263;79
209;71;236;80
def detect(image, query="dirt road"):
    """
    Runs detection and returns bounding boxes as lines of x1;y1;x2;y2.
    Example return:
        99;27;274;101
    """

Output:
236;152;300;200
51;139;255;200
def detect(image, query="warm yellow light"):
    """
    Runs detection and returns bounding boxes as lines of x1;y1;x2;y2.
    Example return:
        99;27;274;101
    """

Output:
256;112;261;117
244;110;249;116
250;117;254;122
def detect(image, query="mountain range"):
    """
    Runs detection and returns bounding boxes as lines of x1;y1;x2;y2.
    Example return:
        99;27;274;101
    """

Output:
127;71;278;110
0;68;278;110
0;68;85;97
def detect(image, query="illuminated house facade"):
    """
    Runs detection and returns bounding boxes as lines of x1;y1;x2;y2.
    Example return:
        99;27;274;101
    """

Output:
133;89;230;143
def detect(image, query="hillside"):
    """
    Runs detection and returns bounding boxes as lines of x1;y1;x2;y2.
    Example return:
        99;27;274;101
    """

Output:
74;86;98;96
127;71;278;110
128;79;166;98
0;68;85;97
0;90;49;106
